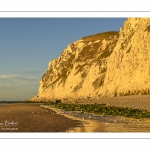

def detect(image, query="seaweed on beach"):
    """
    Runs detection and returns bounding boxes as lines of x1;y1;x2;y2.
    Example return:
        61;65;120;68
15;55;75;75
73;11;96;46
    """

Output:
45;102;150;119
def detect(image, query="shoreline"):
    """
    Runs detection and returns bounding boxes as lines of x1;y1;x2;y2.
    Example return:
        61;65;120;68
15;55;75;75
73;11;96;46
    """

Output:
41;104;150;132
2;94;150;132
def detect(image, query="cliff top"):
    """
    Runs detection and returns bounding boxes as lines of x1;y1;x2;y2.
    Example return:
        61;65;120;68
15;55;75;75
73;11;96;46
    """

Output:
81;31;119;41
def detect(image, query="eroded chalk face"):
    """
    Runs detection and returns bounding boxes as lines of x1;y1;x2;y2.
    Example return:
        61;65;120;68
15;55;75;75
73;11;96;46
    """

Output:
30;31;119;102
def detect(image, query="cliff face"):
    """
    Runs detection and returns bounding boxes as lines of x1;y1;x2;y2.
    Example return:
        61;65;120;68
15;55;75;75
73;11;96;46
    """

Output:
31;31;119;102
31;18;150;102
101;18;150;96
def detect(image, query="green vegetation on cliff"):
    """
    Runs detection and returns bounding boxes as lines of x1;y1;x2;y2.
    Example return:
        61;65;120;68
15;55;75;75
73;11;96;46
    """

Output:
82;31;119;41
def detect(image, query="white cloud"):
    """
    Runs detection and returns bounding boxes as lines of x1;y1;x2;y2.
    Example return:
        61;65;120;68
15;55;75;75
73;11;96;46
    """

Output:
12;71;44;75
0;74;19;79
0;74;39;82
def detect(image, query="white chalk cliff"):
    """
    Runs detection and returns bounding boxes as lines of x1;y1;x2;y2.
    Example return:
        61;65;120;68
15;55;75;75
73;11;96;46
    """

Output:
31;18;150;102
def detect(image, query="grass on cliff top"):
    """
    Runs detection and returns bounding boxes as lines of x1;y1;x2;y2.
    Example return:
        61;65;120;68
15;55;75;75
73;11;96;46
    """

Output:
45;101;150;119
81;31;119;41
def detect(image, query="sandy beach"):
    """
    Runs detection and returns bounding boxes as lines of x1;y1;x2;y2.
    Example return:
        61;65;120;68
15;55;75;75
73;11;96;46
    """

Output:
42;95;150;132
1;95;150;132
0;103;81;132
81;95;150;111
41;97;150;132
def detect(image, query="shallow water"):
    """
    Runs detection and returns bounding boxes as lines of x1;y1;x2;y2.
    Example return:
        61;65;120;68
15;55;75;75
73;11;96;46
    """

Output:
65;112;150;132
42;106;150;132
67;119;150;132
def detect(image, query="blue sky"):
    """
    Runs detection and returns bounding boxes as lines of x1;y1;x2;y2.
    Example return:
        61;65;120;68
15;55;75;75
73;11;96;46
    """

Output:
0;18;126;101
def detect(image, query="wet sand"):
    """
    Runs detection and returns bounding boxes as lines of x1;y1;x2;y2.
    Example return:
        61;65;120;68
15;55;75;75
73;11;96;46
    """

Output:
42;105;150;132
42;95;150;132
0;103;81;132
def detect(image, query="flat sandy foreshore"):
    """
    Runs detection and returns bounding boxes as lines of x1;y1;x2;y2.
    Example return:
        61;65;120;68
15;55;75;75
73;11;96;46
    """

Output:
0;103;81;132
80;95;150;111
1;95;150;132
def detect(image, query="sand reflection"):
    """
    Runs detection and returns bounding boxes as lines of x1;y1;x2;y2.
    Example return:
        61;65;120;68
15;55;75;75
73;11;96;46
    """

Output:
67;116;150;132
